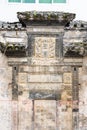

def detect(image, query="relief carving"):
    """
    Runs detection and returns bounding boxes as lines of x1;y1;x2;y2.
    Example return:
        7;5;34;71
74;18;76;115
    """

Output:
18;73;27;83
63;42;87;57
35;37;55;58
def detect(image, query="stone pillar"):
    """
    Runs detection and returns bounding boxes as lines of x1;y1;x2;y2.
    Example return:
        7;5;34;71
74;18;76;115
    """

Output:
72;67;79;130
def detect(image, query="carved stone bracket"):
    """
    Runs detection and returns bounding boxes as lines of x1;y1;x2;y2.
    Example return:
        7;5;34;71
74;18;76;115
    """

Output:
63;42;87;57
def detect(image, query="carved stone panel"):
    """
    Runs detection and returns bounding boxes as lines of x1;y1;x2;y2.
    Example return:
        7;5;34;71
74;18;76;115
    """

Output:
63;73;72;84
35;37;55;58
18;73;27;83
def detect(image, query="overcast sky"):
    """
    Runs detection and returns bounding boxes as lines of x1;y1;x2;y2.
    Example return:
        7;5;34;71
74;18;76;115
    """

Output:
0;0;87;22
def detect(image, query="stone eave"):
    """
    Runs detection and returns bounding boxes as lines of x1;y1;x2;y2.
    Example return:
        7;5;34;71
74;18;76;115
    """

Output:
17;11;75;26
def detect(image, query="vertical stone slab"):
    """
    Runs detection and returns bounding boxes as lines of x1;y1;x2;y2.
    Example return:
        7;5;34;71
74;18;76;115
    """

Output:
12;101;18;130
0;100;12;130
28;35;35;57
12;66;19;100
57;100;72;130
18;99;33;130
56;35;63;58
79;57;87;130
0;52;12;130
71;67;79;130
34;100;56;130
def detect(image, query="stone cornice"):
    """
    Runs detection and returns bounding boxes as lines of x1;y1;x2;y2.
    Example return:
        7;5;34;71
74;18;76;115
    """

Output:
17;11;75;26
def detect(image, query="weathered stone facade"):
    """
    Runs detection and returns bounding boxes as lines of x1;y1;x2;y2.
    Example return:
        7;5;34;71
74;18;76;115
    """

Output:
0;11;87;130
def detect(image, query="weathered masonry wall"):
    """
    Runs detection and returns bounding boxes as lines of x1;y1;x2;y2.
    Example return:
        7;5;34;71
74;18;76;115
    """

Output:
0;53;12;130
0;11;87;130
